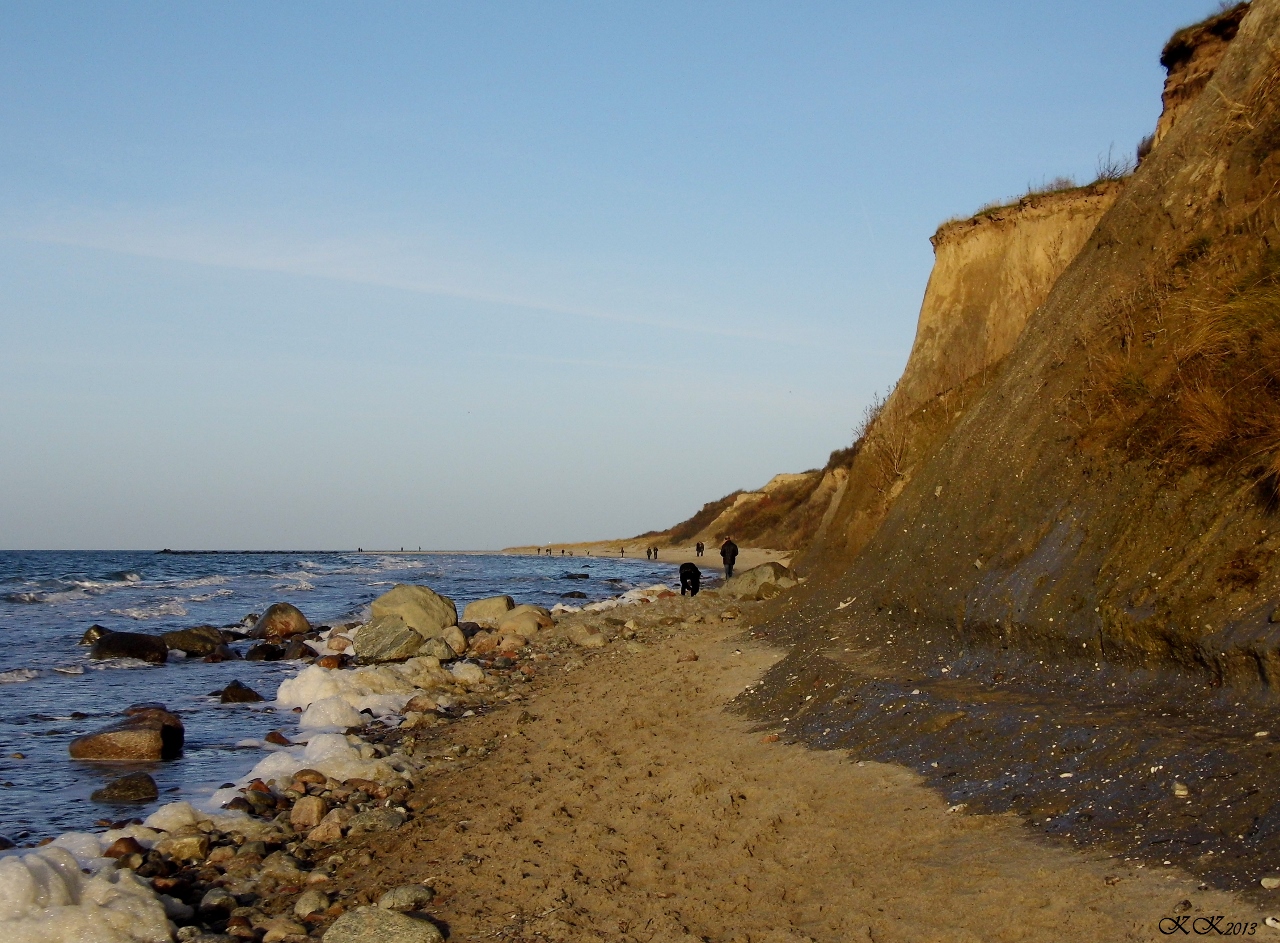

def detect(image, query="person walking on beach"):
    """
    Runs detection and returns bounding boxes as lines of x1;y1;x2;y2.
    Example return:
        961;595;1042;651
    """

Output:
652;546;659;560
720;536;738;579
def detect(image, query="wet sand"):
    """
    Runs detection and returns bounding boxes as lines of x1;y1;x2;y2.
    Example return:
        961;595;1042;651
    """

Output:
327;597;1257;942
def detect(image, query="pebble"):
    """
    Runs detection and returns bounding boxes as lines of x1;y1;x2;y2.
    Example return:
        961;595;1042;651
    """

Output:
377;884;436;911
1263;877;1280;890
295;887;331;918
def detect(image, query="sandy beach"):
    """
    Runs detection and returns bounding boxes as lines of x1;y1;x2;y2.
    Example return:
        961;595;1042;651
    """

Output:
308;592;1257;942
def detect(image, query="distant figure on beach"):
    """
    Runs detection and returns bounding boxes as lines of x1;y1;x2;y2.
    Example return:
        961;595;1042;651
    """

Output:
652;546;659;560
721;537;739;579
679;562;701;596
645;547;652;560
621;547;625;558
695;541;704;557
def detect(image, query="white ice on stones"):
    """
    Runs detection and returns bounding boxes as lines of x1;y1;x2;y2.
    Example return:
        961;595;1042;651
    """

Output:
142;802;268;841
0;846;171;943
276;657;462;728
299;697;365;730
580;584;674;612
205;734;400;812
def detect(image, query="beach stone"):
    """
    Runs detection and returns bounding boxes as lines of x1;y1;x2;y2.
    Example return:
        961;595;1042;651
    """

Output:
295;887;331;919
402;694;439;714
162;626;226;656
70;706;184;760
497;610;547;639
203;644;240;662
323;906;444;943
308;807;353;844
283;638;315;660
377;884;435;911
347;808;406;836
441;624;467;656
327;634;352;652
370;584;457;639
561;590;587;599
498;634;527;653
317;654;350;669
200;887;237;915
355;615;427;663
450;662;485;686
91;771;159;803
507;604;553;626
260;850;304;879
80;624;110;645
569;624;605;648
469;631;499;656
252;602;311;640
91;631;169;664
104;836;146;858
417;637;456;661
291;795;330;830
156;833;210;861
260;915;308;943
462;595;515;624
722;562;796;599
245;642;284;661
219;680;265;703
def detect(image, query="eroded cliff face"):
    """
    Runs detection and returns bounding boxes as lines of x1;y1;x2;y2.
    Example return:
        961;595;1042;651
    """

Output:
891;185;1120;413
1153;2;1250;150
797;0;1280;687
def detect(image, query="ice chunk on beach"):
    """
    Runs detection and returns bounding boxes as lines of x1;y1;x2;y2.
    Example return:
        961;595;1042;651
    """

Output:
300;697;365;730
0;846;171;942
277;662;445;720
0;668;39;683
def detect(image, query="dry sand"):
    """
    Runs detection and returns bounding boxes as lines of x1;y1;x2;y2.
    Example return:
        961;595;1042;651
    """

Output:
330;603;1257;942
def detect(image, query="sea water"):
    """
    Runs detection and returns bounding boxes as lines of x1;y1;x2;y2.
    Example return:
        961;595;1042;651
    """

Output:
0;550;671;841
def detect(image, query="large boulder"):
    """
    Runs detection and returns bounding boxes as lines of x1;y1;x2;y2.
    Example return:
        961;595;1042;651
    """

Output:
70;705;184;760
252;602;311;639
323;906;443;943
162;625;226;656
371;585;457;639
462;595;515;624
722;562;797;599
353;615;425;663
90;631;168;664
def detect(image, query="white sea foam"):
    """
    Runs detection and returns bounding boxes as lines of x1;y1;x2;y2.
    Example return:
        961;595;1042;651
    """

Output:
173;575;228;589
109;601;187;620
0;669;39;684
0;846;172;943
189;588;233;602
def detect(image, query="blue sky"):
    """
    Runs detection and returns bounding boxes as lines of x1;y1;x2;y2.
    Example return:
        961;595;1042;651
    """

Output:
0;1;1222;549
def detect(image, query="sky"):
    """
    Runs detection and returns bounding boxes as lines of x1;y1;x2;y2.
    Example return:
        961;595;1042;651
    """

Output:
0;1;1225;550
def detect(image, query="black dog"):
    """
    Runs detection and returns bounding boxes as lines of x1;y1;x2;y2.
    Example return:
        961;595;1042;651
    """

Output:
679;562;701;596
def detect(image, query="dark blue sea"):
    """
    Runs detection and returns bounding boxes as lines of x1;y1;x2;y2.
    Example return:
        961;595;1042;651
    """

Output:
0;550;671;842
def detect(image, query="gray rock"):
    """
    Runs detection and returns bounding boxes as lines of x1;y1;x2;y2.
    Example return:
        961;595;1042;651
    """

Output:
346;808;406;836
295;887;330;918
90;631;169;664
90;771;158;802
323;906;443;943
354;615;425;664
161;626;226;656
198;887;237;915
245;642;284;661
370;585;457;638
218;680;264;703
417;637;456;661
377;885;435;912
